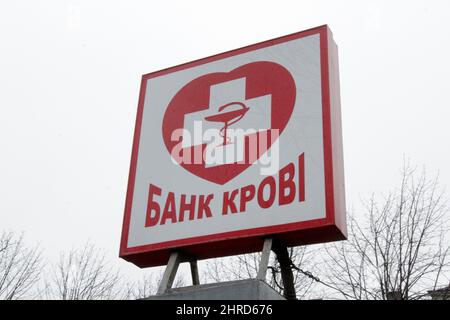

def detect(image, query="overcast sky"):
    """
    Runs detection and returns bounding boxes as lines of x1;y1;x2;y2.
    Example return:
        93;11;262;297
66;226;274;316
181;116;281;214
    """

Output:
1;0;450;280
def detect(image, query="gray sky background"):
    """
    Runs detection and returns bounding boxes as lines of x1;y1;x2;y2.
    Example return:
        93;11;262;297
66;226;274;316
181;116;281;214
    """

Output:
1;0;450;280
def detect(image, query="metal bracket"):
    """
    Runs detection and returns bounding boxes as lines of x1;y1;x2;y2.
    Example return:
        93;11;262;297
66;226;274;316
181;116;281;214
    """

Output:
189;260;200;285
157;252;181;295
256;238;297;300
156;240;296;299
157;251;200;295
257;238;273;280
272;243;297;300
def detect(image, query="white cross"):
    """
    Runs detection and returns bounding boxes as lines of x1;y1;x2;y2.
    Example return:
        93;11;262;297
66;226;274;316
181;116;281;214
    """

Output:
182;77;271;167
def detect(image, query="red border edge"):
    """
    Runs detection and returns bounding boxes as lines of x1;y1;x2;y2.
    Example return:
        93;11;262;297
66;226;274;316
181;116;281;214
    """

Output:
119;25;347;267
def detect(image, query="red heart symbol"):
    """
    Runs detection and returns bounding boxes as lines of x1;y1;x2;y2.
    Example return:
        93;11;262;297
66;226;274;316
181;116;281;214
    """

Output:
162;61;296;185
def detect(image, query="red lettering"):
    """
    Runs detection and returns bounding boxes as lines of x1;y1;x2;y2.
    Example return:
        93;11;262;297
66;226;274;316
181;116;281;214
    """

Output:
279;163;295;205
298;153;305;202
257;176;276;209
240;184;255;212
198;194;213;219
222;190;239;215
145;184;161;227
161;192;177;225
145;153;305;228
179;194;196;222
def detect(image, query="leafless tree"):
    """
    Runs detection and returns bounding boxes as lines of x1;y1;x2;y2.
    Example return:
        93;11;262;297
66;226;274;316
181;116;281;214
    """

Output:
123;272;186;299
0;231;43;300
319;164;450;300
49;243;121;300
122;274;158;299
204;246;318;299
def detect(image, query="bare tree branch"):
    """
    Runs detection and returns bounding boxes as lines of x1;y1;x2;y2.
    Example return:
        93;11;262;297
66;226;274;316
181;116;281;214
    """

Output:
321;163;450;299
0;231;43;300
49;242;121;300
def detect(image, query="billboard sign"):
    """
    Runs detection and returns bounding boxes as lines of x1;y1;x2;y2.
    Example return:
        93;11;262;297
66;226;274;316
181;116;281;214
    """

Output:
120;25;346;267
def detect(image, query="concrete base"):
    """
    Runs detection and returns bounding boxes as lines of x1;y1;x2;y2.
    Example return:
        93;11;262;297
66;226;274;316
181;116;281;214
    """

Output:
144;279;285;300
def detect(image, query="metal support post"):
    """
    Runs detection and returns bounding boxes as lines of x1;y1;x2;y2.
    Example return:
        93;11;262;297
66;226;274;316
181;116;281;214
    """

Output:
190;260;200;285
257;238;273;280
157;252;181;295
272;244;296;300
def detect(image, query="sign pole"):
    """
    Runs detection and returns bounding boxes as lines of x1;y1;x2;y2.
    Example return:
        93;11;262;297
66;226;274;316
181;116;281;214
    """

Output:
154;239;297;299
156;252;181;295
257;238;273;280
256;238;297;300
189;260;200;285
157;252;201;295
272;244;297;300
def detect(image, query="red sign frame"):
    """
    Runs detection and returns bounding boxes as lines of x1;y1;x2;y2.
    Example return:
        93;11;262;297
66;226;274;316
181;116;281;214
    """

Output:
119;25;346;268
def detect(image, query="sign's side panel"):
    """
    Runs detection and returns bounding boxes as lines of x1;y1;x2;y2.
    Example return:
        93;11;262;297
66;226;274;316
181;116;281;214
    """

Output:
119;76;148;257
327;27;347;238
